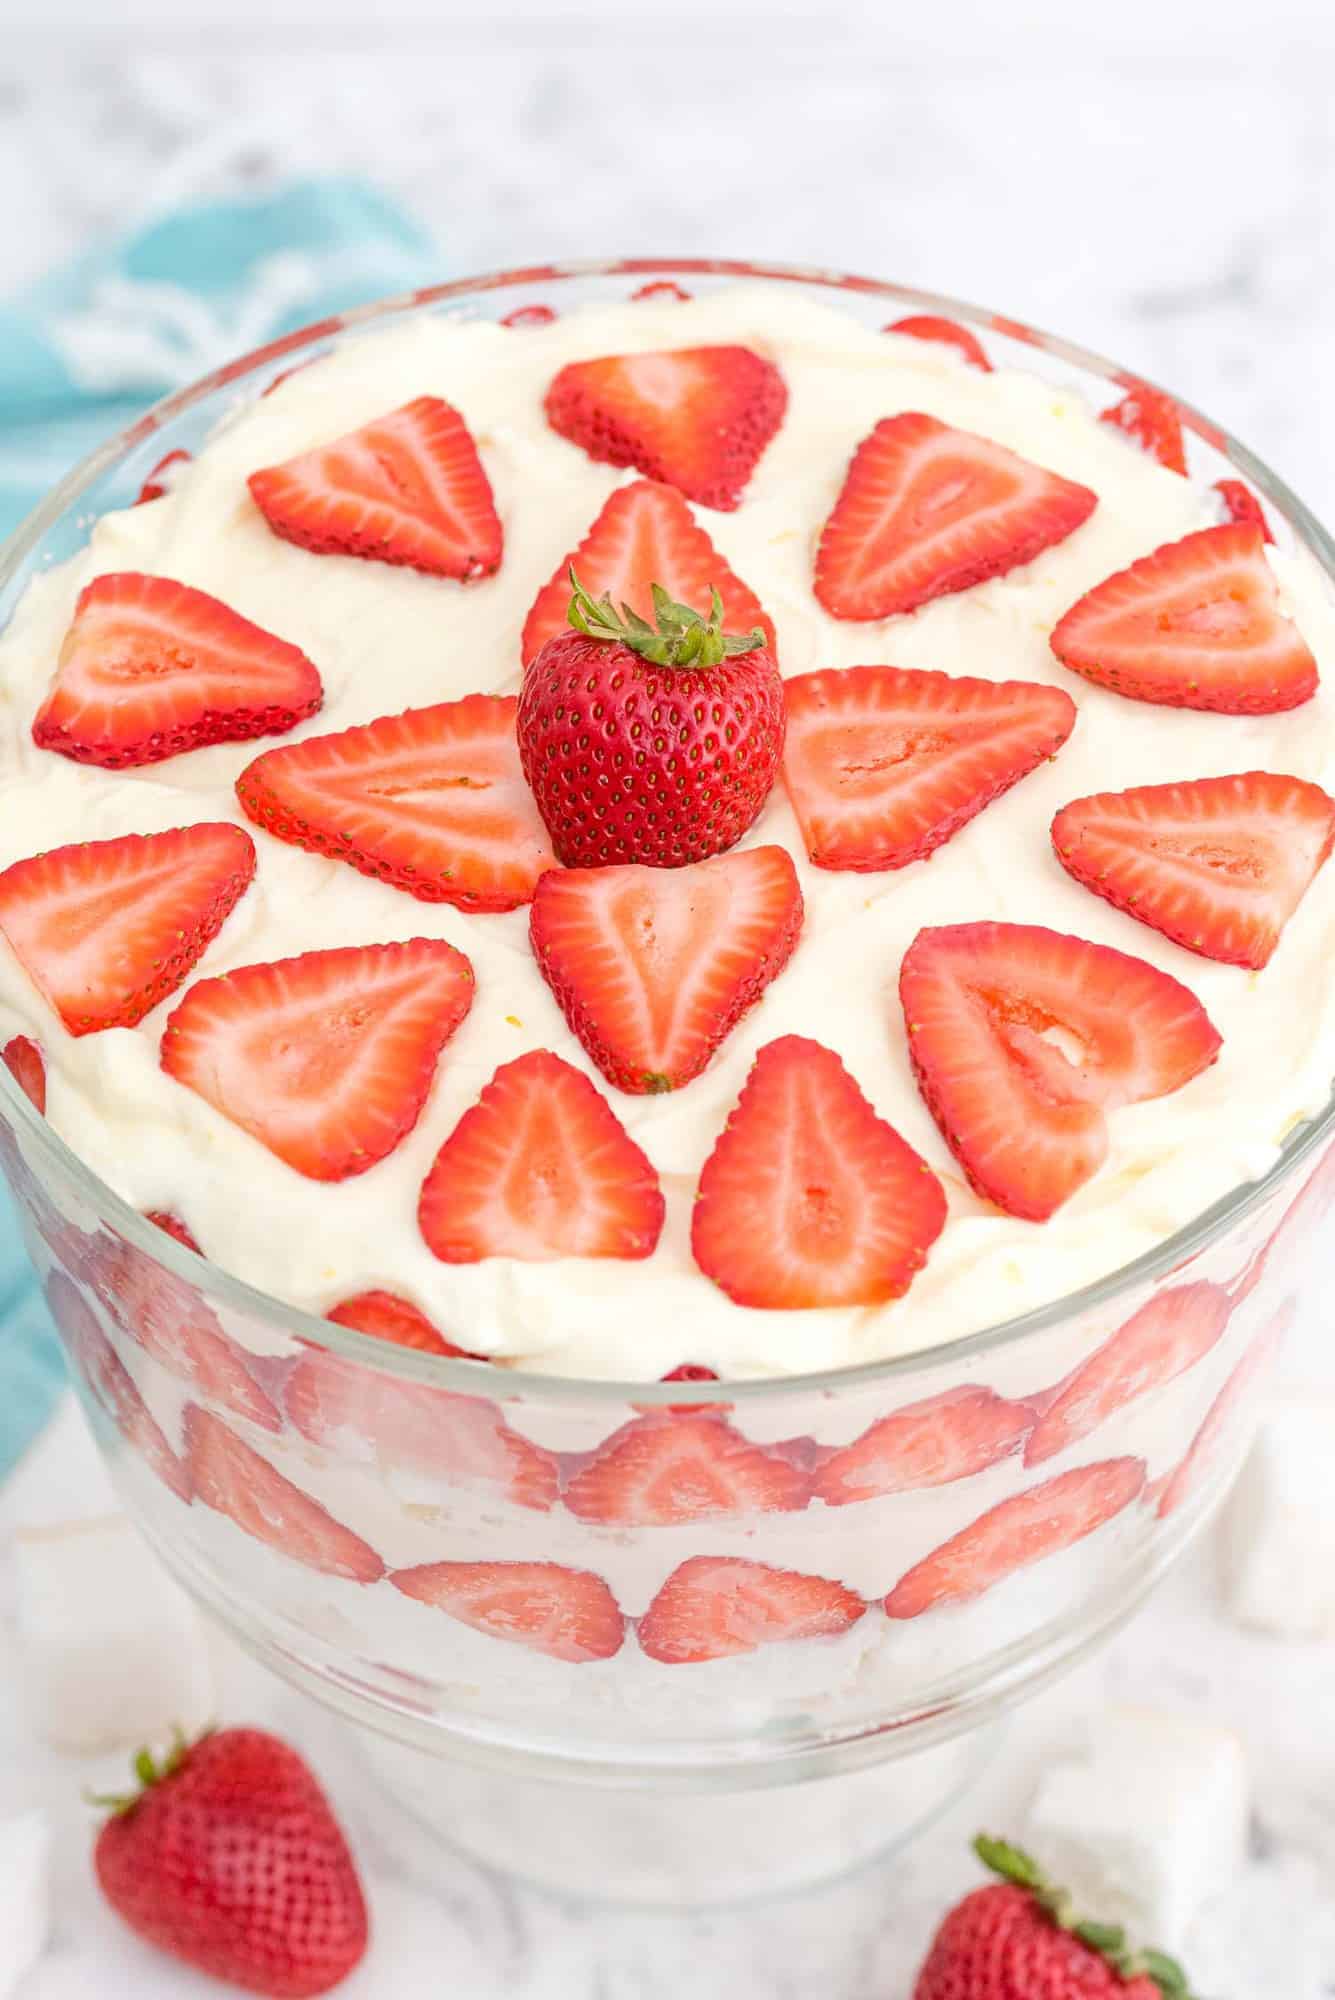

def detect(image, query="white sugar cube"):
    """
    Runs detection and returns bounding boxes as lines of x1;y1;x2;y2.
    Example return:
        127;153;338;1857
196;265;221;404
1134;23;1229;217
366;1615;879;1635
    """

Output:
1222;1393;1335;1638
0;1811;51;1997
1027;1706;1249;1952
14;1515;215;1752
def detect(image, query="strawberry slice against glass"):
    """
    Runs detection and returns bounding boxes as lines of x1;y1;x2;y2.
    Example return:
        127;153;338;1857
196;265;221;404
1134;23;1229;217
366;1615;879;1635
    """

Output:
884;314;992;371
1099;381;1187;474
390;1561;625;1663
325;1288;484;1360
639;1557;866;1665
1156;1301;1291;1519
813;1387;1035;1506
33;574;322;768
563;1411;808;1525
47;1273;192;1502
1215;476;1273;540
185;1405;384;1583
2;1034;46;1112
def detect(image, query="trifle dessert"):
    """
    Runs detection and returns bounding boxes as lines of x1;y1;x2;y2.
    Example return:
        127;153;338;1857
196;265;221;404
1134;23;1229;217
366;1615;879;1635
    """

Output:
0;269;1331;1766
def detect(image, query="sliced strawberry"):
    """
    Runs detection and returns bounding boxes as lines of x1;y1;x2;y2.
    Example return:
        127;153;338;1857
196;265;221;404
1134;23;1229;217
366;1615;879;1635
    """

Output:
237;694;556;914
812;1387;1034;1506
1050;523;1318;714
632;280;692;302
521;478;775;665
48;1273;192;1502
1099;383;1187;475
1215;478;1273;541
419;1048;664;1263
501;303;557;328
0;824;256;1038
1025;1281;1233;1468
884;315;992;371
135;447;192;503
32;573;322;768
639;1557;865;1665
782;665;1076;872
1157;1303;1289;1518
661;1364;719;1385
2;1035;46;1113
884;1456;1147;1618
145;1209;200;1253
564;1412;807;1524
544;346;786;511
391;1561;624;1662
900;923;1222;1221
326;1288;483;1360
1052;771;1335;969
530;846;802;1094
286;1358;558;1510
691;1035;946;1308
814;414;1097;621
248;396;502;581
161;938;474;1182
186;1406;384;1581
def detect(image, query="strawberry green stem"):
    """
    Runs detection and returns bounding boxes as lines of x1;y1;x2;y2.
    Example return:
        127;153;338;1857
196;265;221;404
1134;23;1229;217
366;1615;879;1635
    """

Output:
86;1726;210;1818
974;1835;1198;1998
565;567;764;668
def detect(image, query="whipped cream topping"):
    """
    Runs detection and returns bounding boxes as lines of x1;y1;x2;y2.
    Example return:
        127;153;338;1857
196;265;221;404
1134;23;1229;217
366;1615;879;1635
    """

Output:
2;283;1334;1382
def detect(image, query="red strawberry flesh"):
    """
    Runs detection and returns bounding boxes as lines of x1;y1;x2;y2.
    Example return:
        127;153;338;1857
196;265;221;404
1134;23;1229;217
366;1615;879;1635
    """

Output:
391;1561;624;1662
639;1556;865;1664
186;1404;384;1582
564;1411;808;1524
885;315;992;370
1100;382;1187;474
2;1035;46;1112
814;1387;1034;1505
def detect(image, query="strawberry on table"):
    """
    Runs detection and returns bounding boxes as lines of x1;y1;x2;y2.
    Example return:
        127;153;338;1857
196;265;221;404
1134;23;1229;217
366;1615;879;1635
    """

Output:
186;1404;385;1582
0;824;256;1037
564;1411;808;1523
521;478;774;666
419;1048;664;1263
248;395;503;580
544;344;787;509
326;1287;484;1359
237;693;556;913
638;1556;866;1665
691;1034;947;1309
48;1272;192;1503
782;665;1076;872
529;845;803;1093
1099;381;1188;474
33;573;322;768
1050;523;1319;713
93;1727;368;1998
885;315;993;370
518;570;784;869
900;923;1222;1221
391;1561;625;1662
162;938;474;1181
813;1387;1035;1506
2;1034;46;1112
1052;771;1335;969
885;1457;1147;1618
1214;477;1273;540
1024;1281;1234;1468
814;413;1097;621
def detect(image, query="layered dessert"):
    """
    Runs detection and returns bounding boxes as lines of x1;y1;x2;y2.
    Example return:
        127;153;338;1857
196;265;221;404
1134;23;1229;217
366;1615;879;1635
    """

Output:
0;279;1328;1722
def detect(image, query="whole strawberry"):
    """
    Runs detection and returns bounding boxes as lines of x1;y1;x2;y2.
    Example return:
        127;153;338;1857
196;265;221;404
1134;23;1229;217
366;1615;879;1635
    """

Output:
914;1837;1196;2000
517;569;785;867
93;1727;368;1997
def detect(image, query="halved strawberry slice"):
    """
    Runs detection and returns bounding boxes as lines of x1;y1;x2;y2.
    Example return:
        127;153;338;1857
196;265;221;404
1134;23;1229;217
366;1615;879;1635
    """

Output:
521;479;775;665
1157;1303;1289;1519
0;824;256;1038
632;281;692;302
884;315;992;371
1215;478;1273;541
814;414;1097;621
248;396;502;580
326;1288;483;1360
884;1456;1147;1618
145;1209;200;1253
812;1387;1034;1506
1099;383;1187;474
391;1561;624;1662
2;1035;46;1112
900;923;1222;1221
237;694;556;913
186;1405;384;1582
1052;771;1335;969
48;1273;191;1503
543;346;787;511
135;447;192;503
419;1049;664;1263
639;1557;865;1665
32;573;322;768
1050;524;1319;714
691;1035;946;1309
564;1412;808;1523
286;1358;558;1510
530;846;802;1094
501;303;557;328
1025;1281;1234;1468
782;665;1076;872
161;938;474;1181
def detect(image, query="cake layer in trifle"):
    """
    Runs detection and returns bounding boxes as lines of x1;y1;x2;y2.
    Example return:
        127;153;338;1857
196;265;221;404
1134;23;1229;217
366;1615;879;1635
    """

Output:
1;282;1334;1385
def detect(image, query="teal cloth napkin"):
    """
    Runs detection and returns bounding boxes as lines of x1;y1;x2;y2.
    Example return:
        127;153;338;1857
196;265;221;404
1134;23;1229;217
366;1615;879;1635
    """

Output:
0;178;437;1479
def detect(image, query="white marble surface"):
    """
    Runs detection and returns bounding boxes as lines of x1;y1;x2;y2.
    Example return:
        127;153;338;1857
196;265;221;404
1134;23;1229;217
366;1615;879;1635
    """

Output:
5;9;1335;1990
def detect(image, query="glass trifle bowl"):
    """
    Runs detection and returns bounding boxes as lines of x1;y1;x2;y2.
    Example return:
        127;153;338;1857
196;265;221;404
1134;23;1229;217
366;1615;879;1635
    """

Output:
1;259;1332;1905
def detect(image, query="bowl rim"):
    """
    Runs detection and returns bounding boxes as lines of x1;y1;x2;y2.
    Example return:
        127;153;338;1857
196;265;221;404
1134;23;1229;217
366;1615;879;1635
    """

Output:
1;252;1332;1409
